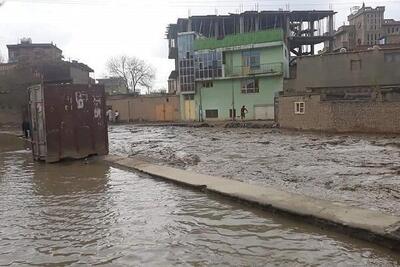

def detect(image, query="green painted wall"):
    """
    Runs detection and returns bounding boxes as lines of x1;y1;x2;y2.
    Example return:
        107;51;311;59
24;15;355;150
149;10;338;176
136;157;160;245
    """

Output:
194;29;283;51
195;76;283;121
224;45;284;76
194;43;285;121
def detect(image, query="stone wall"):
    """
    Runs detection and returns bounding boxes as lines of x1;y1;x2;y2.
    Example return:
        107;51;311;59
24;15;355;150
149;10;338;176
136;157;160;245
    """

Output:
278;95;400;133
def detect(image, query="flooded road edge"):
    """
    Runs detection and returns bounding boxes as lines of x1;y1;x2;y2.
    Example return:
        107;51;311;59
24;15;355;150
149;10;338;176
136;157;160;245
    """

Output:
103;154;400;252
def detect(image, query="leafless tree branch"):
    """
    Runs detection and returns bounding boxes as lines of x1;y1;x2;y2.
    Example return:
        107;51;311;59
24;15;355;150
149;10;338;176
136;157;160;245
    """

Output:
106;55;155;94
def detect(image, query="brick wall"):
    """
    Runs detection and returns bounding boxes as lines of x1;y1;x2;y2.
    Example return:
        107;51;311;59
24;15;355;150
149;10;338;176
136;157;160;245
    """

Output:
278;95;400;133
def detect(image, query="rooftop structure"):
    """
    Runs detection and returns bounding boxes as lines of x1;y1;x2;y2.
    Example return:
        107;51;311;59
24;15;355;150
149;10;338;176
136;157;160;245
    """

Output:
97;77;129;95
329;5;400;51
7;39;63;64
167;10;336;58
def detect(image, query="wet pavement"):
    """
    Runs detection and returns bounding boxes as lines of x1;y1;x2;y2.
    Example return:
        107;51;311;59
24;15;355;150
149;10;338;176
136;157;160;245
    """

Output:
109;125;400;216
1;133;400;266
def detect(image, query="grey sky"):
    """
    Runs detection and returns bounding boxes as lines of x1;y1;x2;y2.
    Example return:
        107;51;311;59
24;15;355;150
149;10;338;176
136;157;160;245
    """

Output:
0;0;399;91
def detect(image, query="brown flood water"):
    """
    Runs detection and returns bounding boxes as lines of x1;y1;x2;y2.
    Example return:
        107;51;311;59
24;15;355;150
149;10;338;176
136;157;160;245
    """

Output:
109;125;400;216
0;133;399;266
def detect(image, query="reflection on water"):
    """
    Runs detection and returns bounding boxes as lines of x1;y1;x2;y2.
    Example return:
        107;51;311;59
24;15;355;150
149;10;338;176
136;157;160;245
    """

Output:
0;136;399;266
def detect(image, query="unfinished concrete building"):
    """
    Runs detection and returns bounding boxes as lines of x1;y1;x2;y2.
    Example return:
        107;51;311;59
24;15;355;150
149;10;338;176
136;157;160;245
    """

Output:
166;10;336;97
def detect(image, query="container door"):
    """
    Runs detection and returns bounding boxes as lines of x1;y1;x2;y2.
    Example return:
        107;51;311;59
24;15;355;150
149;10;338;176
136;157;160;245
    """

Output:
29;85;47;161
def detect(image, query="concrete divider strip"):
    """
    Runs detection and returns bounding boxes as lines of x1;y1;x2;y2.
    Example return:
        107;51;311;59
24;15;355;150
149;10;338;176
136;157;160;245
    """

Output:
103;155;400;251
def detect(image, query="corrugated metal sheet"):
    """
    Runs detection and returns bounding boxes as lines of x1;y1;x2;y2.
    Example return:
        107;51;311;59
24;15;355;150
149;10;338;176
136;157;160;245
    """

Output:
29;83;108;163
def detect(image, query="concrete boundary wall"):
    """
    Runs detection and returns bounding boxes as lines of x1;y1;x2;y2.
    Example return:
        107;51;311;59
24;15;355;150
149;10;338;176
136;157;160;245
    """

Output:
103;155;400;251
106;94;180;123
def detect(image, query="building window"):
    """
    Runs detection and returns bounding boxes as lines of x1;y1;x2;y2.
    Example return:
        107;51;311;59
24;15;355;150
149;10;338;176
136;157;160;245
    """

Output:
241;79;259;94
184;94;194;100
205;109;218;118
384;53;400;63
178;34;195;92
350;60;361;71
202;81;213;88
242;50;260;69
195;51;223;80
294;102;305;115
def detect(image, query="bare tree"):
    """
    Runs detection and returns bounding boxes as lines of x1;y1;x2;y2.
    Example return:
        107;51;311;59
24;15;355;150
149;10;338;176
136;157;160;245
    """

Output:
106;55;155;94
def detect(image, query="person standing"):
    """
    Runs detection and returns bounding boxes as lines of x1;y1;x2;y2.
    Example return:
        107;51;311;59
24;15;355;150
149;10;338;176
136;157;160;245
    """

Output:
115;110;120;123
22;119;31;139
106;108;114;123
240;105;248;120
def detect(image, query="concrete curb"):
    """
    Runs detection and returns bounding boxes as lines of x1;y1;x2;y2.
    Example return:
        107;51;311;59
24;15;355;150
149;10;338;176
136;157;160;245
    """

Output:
103;155;400;251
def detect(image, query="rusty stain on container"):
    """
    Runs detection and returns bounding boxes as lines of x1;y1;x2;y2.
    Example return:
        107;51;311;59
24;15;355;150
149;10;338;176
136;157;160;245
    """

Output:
28;83;109;163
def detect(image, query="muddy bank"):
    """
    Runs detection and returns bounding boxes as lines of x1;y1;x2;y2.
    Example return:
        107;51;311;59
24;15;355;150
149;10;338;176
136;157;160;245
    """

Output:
115;120;278;129
109;125;400;216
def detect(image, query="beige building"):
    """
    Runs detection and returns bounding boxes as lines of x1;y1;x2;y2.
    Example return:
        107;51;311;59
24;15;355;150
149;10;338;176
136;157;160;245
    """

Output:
278;47;400;133
7;38;63;64
381;19;400;44
106;94;180;122
97;77;128;95
329;5;400;51
332;25;356;51
348;5;385;46
0;40;94;127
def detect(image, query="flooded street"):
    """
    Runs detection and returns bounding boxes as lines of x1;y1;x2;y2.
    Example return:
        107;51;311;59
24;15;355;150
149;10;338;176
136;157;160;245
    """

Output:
0;132;399;266
109;125;400;216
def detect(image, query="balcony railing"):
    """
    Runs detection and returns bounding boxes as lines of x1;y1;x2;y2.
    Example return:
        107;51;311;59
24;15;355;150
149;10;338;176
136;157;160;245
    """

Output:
226;62;283;78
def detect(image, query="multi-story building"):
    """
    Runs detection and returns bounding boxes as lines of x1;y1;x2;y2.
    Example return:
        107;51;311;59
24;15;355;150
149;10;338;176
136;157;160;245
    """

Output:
348;5;385;46
329;5;400;51
0;40;94;126
381;19;400;44
97;77;129;95
7;38;63;64
167;10;336;121
191;29;289;121
331;25;356;51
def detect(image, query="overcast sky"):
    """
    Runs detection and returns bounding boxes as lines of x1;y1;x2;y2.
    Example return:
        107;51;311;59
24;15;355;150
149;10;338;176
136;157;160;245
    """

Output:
0;0;398;91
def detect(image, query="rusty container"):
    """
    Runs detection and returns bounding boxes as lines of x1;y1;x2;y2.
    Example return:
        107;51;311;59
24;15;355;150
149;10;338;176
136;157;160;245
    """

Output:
28;83;109;163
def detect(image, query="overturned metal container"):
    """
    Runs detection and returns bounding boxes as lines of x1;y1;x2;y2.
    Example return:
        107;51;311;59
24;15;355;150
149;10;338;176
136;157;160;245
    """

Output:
28;83;109;163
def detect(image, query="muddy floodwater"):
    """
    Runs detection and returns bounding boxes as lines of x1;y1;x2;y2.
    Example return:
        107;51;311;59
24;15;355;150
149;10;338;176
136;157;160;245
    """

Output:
0;133;399;266
110;125;400;216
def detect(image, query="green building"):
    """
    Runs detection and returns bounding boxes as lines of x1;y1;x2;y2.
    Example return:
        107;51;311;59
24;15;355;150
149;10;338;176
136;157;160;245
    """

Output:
191;29;289;121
